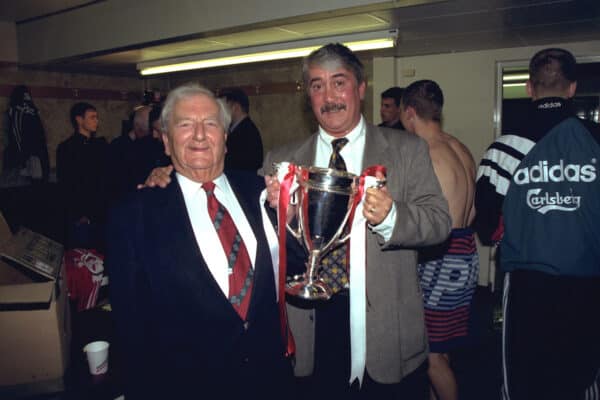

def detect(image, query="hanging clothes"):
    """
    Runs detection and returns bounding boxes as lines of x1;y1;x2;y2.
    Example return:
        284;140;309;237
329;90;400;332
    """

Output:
3;85;50;181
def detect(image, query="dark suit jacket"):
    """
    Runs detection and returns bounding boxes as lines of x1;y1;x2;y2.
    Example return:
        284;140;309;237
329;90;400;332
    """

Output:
107;170;292;399
261;123;451;384
225;116;264;172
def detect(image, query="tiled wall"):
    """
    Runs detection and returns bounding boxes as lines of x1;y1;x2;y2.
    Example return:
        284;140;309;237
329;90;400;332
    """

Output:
0;67;142;171
1;56;374;173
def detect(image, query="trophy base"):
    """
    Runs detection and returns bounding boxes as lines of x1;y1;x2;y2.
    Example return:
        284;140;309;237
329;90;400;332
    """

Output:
286;275;333;301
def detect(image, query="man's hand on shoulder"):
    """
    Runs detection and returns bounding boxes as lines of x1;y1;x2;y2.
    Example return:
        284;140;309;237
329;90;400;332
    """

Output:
137;165;173;189
264;175;280;209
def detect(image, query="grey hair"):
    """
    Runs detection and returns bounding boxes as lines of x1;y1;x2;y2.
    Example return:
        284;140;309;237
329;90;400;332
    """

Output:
302;43;365;88
160;83;231;134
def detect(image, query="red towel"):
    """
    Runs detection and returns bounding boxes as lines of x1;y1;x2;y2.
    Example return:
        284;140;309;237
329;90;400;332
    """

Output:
64;249;105;311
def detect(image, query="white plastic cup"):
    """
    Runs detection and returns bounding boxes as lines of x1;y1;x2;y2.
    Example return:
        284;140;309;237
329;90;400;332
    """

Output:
83;341;110;375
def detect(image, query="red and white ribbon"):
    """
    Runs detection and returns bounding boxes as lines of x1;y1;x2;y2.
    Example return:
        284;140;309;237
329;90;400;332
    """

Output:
260;161;297;357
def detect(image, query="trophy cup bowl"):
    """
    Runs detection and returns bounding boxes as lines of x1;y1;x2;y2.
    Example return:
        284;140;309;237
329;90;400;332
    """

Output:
280;165;358;301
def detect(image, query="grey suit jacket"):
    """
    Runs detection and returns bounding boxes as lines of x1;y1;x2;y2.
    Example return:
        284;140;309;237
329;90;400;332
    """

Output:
261;123;451;384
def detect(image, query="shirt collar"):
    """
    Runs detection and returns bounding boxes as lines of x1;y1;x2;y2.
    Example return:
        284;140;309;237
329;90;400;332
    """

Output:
177;172;228;197
317;115;365;147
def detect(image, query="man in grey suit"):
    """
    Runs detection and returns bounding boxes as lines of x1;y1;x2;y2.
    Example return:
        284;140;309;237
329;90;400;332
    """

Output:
262;43;451;398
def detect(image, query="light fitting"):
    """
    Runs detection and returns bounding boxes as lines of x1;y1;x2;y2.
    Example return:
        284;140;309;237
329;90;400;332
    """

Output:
138;29;398;76
503;82;527;88
502;73;529;82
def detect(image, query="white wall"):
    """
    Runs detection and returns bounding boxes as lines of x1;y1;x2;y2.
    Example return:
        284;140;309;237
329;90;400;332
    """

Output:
373;39;600;287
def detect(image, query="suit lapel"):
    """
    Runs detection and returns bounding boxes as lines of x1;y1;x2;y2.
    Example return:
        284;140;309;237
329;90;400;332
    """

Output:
362;124;395;173
226;172;276;322
146;177;240;322
290;134;319;166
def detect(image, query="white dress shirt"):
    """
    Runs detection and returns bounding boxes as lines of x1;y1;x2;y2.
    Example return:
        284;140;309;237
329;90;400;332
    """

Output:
177;173;257;296
315;115;397;240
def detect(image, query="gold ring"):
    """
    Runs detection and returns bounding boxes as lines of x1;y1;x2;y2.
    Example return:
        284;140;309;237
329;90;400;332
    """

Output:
370;207;376;213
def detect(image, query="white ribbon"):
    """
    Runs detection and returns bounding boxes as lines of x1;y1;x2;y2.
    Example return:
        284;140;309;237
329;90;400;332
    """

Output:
349;175;379;386
260;188;280;300
260;161;299;300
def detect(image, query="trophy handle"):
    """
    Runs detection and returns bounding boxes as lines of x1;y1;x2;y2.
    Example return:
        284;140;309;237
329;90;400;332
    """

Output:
318;194;356;255
285;220;302;240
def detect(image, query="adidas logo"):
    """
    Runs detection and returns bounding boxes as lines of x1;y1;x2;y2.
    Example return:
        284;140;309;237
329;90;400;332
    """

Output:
514;159;596;184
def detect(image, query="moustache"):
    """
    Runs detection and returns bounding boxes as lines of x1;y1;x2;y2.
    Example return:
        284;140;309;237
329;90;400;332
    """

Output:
320;103;347;114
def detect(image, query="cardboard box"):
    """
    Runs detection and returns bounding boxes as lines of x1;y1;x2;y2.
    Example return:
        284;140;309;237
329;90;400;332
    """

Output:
0;213;70;394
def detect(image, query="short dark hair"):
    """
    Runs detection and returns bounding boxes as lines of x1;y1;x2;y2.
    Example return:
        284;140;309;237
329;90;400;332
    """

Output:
401;80;444;122
381;87;404;106
529;48;577;95
219;87;250;114
302;43;365;88
70;102;96;130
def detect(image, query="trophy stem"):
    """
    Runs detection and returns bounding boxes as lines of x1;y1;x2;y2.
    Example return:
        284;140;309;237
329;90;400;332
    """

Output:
306;250;320;285
285;250;333;301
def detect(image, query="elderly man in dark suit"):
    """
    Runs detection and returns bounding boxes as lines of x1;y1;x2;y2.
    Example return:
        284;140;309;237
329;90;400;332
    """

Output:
262;43;451;399
106;83;293;399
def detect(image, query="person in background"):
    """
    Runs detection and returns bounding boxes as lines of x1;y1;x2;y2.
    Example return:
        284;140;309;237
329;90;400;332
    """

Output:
107;83;294;399
379;86;405;130
108;109;137;201
474;47;600;400
129;105;170;186
400;79;478;400
219;87;264;172
56;102;108;250
148;104;171;166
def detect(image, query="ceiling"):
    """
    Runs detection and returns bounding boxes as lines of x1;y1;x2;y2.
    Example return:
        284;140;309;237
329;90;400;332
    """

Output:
2;0;600;76
0;0;98;23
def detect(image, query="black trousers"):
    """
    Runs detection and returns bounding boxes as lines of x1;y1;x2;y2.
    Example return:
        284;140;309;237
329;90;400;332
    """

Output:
504;270;600;400
296;291;429;399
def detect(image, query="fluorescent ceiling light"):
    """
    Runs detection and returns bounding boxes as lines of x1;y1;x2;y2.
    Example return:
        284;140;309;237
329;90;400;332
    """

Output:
503;73;529;82
138;29;398;76
503;82;527;88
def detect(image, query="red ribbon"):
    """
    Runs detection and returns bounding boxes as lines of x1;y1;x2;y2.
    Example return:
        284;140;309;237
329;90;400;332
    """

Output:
348;165;387;227
277;164;297;357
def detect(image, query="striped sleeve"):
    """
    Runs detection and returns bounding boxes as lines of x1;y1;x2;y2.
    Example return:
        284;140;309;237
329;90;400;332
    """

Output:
474;134;535;245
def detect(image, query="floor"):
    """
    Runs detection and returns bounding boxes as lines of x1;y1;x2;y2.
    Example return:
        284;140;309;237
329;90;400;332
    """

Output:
452;286;503;400
12;286;504;400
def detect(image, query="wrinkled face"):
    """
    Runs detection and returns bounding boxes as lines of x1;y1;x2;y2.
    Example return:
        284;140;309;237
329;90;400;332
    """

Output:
380;98;399;125
162;94;227;182
77;110;99;135
307;63;366;138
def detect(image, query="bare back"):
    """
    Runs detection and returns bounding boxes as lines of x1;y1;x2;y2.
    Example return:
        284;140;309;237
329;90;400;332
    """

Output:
427;133;476;228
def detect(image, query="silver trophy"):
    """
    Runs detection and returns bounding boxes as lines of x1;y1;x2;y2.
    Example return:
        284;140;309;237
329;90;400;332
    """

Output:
276;164;358;301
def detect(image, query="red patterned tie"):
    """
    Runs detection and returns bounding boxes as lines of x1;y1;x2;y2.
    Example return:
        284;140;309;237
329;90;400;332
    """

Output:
202;181;253;320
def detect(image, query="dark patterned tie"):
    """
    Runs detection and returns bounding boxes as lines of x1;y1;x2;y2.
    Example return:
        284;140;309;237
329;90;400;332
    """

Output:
203;181;253;319
328;138;349;171
321;137;350;293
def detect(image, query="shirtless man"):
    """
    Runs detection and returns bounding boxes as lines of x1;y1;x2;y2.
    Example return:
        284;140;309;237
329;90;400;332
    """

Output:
400;80;479;400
